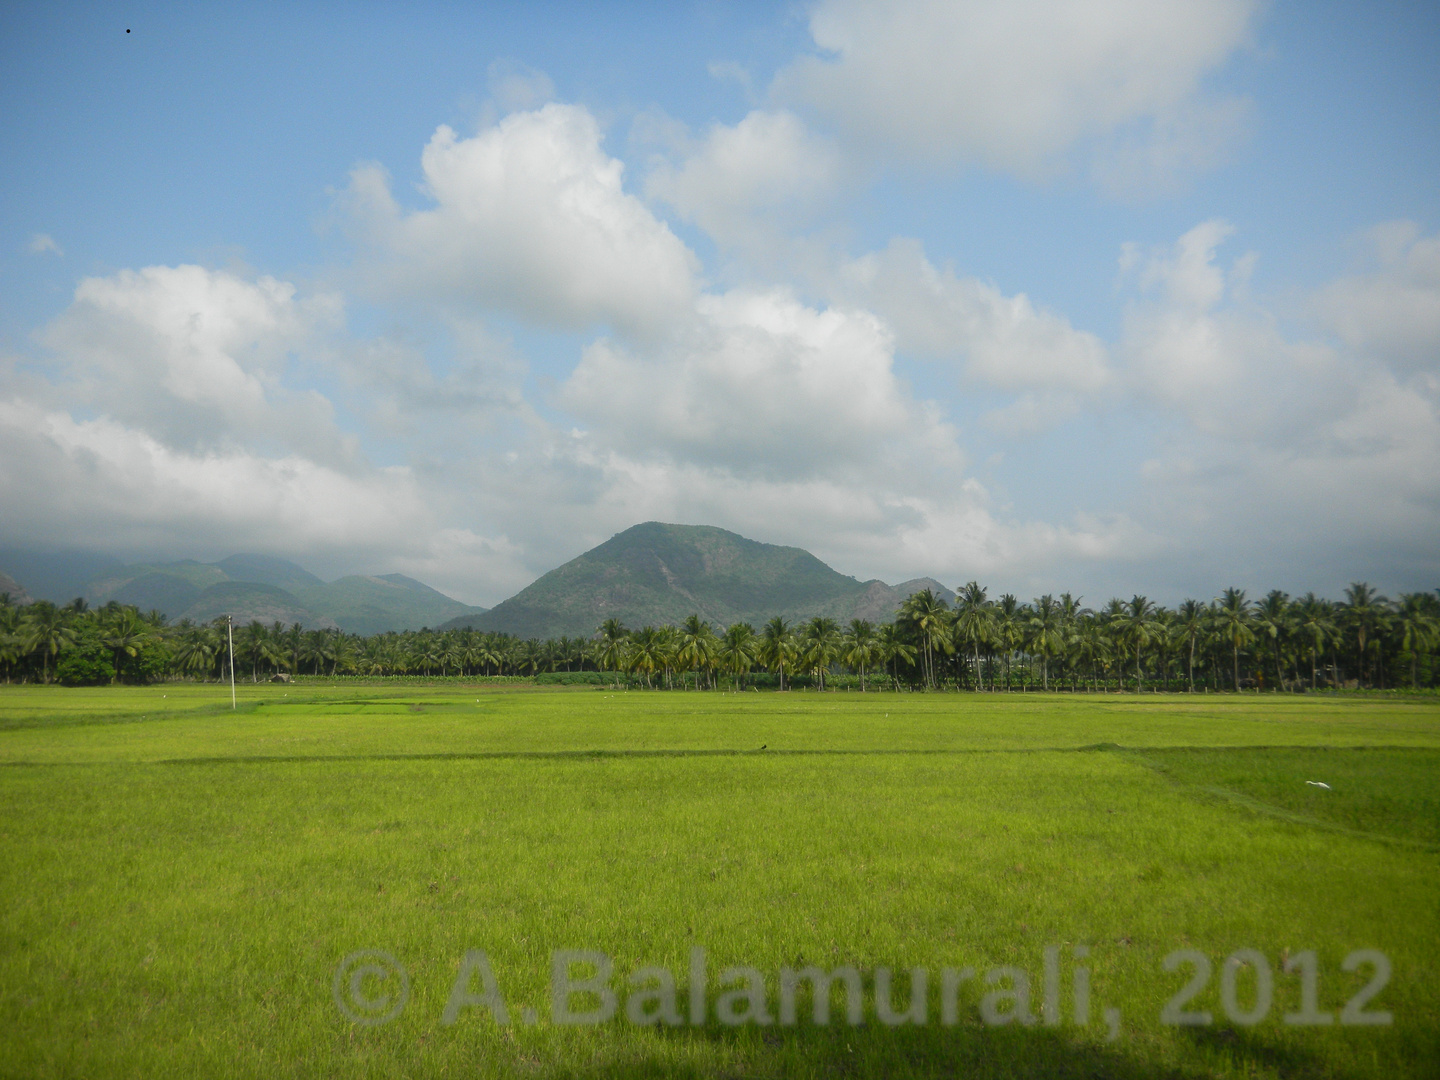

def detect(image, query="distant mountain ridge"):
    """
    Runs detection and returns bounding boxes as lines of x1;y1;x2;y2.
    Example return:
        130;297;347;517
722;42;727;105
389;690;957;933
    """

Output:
0;550;485;634
441;522;953;639
4;525;953;639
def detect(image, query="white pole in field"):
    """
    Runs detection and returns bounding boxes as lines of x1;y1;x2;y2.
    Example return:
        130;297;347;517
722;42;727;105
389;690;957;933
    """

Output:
227;614;237;710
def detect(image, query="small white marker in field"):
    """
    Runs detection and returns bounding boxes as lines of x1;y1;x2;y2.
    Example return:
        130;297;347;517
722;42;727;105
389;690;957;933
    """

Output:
1306;781;1332;789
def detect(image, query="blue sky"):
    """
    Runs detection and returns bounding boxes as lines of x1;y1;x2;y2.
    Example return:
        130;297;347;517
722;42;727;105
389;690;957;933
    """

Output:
2;1;1437;605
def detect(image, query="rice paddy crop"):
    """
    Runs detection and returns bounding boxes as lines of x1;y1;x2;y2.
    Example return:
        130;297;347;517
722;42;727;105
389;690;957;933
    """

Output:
1;682;1436;1077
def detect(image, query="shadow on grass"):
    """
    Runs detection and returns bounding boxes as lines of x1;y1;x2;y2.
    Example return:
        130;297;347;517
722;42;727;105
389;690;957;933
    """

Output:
0;698;264;733
1178;1023;1438;1080
537;1019;1385;1080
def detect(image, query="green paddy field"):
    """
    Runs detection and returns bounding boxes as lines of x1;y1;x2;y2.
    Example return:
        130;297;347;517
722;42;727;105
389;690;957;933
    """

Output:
1;683;1436;1078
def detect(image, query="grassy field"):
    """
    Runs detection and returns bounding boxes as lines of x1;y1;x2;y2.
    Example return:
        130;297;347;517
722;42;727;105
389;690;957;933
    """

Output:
0;682;1436;1078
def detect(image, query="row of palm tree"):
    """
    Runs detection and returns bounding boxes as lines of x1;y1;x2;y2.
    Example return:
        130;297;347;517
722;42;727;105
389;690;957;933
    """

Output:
0;598;164;684
593;614;915;691
894;582;1439;692
2;582;1436;690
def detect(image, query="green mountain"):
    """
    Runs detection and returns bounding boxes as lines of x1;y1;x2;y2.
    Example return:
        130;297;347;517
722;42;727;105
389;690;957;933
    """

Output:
109;572;204;615
442;522;952;639
0;552;483;633
298;574;481;636
180;582;335;629
213;554;325;594
87;560;228;607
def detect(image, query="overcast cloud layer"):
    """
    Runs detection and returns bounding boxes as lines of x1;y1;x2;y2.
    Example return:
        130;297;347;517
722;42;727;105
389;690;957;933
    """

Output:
1;1;1436;605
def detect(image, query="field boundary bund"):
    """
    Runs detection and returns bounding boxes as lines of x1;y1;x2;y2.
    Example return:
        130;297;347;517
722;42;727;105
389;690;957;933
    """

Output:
0;742;1432;767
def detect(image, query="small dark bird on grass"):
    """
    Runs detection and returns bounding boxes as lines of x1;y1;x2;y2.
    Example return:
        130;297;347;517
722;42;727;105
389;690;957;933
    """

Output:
760;744;767;750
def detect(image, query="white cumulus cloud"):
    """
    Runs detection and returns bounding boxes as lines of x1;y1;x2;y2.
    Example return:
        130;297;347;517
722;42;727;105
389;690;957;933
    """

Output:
559;288;959;482
645;109;845;251
27;233;62;256
0;398;425;560
836;238;1110;395
775;0;1257;180
39;264;347;461
1315;221;1440;376
1119;221;1440;590
343;104;700;336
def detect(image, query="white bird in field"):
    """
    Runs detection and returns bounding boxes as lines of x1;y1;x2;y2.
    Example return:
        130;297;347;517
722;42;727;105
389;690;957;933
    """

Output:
1306;781;1332;789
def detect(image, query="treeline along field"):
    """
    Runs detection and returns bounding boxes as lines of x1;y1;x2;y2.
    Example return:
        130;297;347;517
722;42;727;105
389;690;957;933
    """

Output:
2;582;1437;692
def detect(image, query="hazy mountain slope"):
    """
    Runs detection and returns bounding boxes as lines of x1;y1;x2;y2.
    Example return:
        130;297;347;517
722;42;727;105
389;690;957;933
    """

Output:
109;573;203;615
0;549;470;632
212;554;325;594
0;549;125;603
844;577;956;623
445;522;950;639
179;582;335;629
298;574;485;636
87;561;229;606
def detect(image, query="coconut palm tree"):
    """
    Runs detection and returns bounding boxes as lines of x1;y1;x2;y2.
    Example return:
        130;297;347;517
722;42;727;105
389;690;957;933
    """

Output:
626;626;667;688
1215;588;1254;691
677;615;718;690
301;629;334;675
1100;599;1128;690
1394;593;1438;689
1292;593;1333;690
512;639;543;677
172;624;219;680
1119;596;1163;692
992;594;1023;691
952;582;994;690
596;619;630;685
718;622;757;687
1027;595;1064;691
100;606;153;683
1071;612;1108;692
1173;599;1206;691
1251;590;1291;691
843;619;877;691
1342;582;1388;688
0;604;23;683
1058;593;1086;690
658;626;683;688
237;620;283;682
331;633;359;676
757;617;796;691
799;616;842;690
900;588;951;689
21;602;76;684
876;622;916;686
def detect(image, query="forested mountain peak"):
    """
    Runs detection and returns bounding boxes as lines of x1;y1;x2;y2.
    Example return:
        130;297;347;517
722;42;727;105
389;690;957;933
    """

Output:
443;522;945;639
